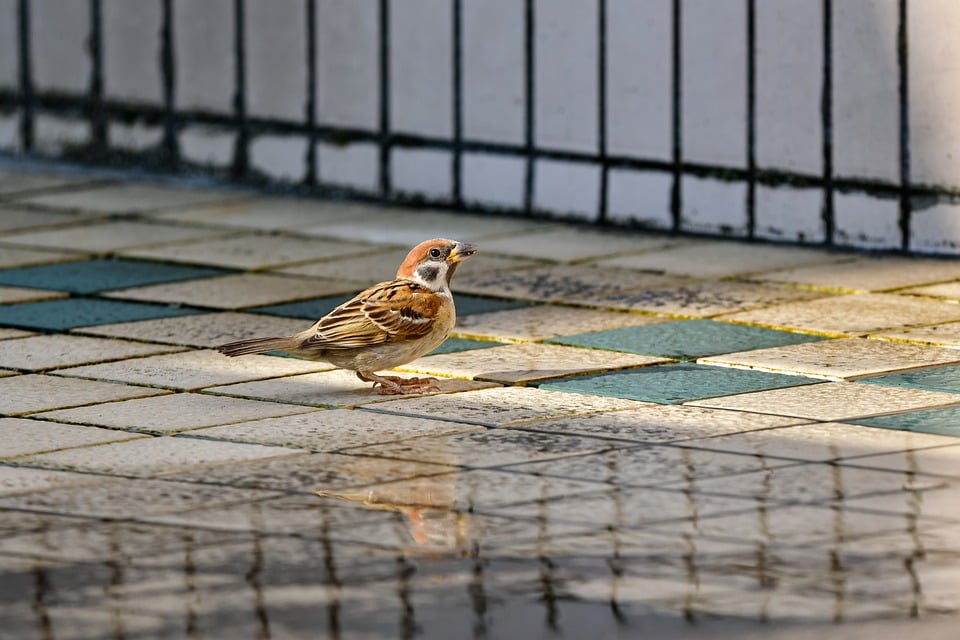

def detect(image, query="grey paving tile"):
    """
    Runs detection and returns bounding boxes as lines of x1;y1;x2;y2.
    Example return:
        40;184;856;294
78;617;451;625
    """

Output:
206;368;498;408
76;311;310;348
593;241;841;278
0;285;64;304
519;405;808;442
840;444;960;478
0;417;147;458
0;374;168;415
0;169;100;196
36;392;317;433
0;334;184;371
54;349;332;390
0;206;82;233
845;482;960;523
362;386;649;427
104;272;355;309
861;364;960;395
754;256;960;292
146;195;365;227
399;343;667;384
14;183;241;214
0;297;204;331
2;220;233;252
123;233;375;269
721;293;960;336
20;435;300;477
454;305;667;342
850;405;960;437
0;465;106;497
0;257;228;293
700;337;960;380
478;227;678;263
688;381;960;421
196;409;480;451
0;246;85;269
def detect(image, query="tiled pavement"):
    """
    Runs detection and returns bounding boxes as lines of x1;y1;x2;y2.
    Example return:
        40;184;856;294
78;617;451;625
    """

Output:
1;165;960;638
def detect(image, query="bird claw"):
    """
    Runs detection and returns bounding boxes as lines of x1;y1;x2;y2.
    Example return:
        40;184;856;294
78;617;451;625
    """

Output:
372;380;440;395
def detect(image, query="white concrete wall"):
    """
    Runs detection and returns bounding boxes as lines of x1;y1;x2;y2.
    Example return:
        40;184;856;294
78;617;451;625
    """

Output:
1;1;959;254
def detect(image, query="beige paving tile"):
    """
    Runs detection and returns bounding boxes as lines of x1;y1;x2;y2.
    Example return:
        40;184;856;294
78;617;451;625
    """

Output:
0;169;100;196
398;342;668;383
456;264;684;302
681;422;959;463
754;256;960;292
20;435;300;477
198;409;481;451
0;206;81;233
206;368;498;408
0;334;184;371
1;220;234;252
122;233;375;270
870;321;960;348
567;280;829;316
362;386;649;427
0;374;168;415
477;227;678;263
0;245;85;268
0;417;147;458
147;197;382;228
700;338;960;380
592;241;842;278
36;392;317;433
0;465;105;497
846;482;960;522
54;349;332;390
721;293;960;336
688;381;960;421
0;328;33;340
14;183;242;214
901;281;960;301
104;272;354;308
454;305;667;342
76;311;311;348
0;285;65;304
520;404;808;442
841;444;960;478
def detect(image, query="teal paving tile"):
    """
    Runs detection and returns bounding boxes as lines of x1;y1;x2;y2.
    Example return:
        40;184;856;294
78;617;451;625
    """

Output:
850;405;960;437
0;258;228;294
427;337;503;355
546;319;824;360
537;363;817;404
860;365;960;395
251;294;532;320
0;298;202;330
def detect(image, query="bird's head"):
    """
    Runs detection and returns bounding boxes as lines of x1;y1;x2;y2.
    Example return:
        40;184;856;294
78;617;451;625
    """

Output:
396;238;478;291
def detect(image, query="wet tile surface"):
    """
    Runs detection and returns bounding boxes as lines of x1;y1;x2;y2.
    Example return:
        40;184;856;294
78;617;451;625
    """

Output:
850;405;960;436
0;334;183;371
539;363;817;404
0;297;202;330
549;319;825;359
860;364;960;395
0;258;227;293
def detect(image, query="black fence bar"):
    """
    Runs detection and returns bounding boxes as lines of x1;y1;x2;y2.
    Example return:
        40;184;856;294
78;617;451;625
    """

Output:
670;0;682;233
451;0;463;206
745;0;757;240
897;0;911;252
89;0;106;153
821;0;835;245
378;0;391;196
17;0;33;151
304;0;317;185
160;0;177;165
232;0;249;177
597;0;608;223
523;0;535;214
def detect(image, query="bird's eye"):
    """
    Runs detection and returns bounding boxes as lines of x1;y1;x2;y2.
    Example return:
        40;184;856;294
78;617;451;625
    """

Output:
429;248;442;258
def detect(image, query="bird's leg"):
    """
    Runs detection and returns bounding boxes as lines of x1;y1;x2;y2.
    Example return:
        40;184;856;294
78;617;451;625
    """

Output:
356;371;439;395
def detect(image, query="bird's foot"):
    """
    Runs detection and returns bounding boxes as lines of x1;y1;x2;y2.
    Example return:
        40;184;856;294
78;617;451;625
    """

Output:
360;372;439;395
380;375;438;387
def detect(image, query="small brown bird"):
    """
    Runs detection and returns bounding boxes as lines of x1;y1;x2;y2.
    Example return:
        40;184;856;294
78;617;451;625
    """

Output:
217;238;477;395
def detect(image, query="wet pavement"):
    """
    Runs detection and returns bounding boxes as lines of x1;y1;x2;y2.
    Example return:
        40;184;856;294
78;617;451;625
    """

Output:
0;163;959;638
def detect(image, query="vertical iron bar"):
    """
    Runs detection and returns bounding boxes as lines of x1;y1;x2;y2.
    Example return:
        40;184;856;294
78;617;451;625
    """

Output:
597;0;608;223
451;0;463;206
17;0;33;151
523;0;535;214
305;0;318;185
232;0;249;177
670;0;682;232
378;0;391;197
746;0;756;239
160;0;178;165
89;0;107;153
821;0;834;245
897;0;910;252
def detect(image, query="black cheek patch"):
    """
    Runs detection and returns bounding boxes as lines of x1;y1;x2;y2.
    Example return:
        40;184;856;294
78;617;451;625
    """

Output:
417;265;440;282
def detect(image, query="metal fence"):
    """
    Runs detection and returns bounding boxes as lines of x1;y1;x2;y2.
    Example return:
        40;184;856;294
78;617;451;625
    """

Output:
1;1;958;254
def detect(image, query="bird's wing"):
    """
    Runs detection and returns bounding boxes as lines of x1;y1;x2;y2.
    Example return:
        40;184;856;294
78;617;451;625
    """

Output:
299;280;442;350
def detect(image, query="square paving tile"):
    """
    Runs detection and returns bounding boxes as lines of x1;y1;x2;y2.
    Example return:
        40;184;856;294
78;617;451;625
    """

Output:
0;258;228;293
840;444;960;478
754;256;960;292
362;386;648;427
0;246;87;269
680;422;958;463
255;292;532;321
14;183;241;214
36;392;318;433
478;227;677;263
0;169;98;196
688;381;960;421
453;305;666;342
0;297;203;330
870;322;960;348
565;281;829;316
20;435;300;477
721;293;960;336
76;311;311;348
123;233;375;269
398;343;668;384
700;338;960;380
519;405;807;442
452;295;534;316
146;195;365;226
0;328;32;340
548;319;825;360
0;206;83;233
592;241;840;278
2;220;233;252
860;364;960;395
205;369;498;408
0;285;64;304
538;363;816;404
105;272;355;309
54;349;332;390
426;337;503;355
0;418;147;458
0;465;105;497
850;405;960;437
197;409;481;451
900;281;960;301
0;334;184;371
0;374;167;415
456;264;684;302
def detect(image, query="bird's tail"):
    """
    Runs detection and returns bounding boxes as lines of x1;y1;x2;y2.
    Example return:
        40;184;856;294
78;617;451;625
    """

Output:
217;336;298;357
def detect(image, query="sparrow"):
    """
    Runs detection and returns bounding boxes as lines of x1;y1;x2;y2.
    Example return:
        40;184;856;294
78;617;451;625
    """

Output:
217;238;477;395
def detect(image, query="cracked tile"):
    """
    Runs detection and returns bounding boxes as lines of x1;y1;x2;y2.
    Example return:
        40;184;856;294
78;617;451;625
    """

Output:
0;418;146;458
0;334;184;371
0;374;167;415
454;305;666;342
